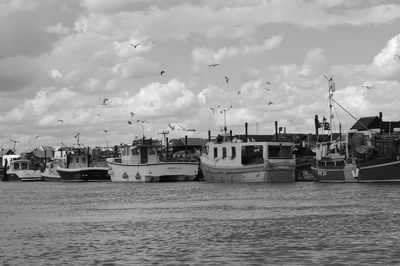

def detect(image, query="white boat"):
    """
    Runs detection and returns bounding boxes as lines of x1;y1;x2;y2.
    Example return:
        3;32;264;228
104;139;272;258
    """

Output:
41;160;63;181
106;137;199;182
6;159;42;181
200;137;296;182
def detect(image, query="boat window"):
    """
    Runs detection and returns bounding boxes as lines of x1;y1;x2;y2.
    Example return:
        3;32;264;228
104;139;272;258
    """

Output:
231;147;236;159
82;157;86;164
268;145;293;159
149;148;156;155
132;147;139;155
241;145;264;165
318;161;325;166
14;163;19;170
336;160;345;166
76;157;79;163
327;161;335;166
213;147;218;158
21;162;28;170
222;147;227;159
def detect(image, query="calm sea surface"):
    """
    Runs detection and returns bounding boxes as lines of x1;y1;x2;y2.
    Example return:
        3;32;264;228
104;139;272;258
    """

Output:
1;181;400;265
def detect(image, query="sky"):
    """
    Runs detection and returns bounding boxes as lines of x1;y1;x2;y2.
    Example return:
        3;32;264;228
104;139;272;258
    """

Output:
1;0;400;152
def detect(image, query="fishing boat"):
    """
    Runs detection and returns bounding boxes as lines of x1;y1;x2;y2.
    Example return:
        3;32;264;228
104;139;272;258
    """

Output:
311;136;357;182
310;76;358;182
41;160;63;181
200;138;296;183
57;144;110;182
348;114;400;182
200;121;296;183
106;137;199;182
5;159;42;181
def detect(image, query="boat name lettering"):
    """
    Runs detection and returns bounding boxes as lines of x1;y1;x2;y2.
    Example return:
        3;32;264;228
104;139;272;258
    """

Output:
317;170;327;176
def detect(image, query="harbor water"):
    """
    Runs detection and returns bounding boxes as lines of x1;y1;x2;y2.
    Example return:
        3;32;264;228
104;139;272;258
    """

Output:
1;181;400;265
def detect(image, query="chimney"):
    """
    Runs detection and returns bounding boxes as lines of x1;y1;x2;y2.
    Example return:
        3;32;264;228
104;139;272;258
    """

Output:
379;112;383;134
245;122;248;142
208;130;211;141
185;135;188;156
314;114;319;137
275;121;279;141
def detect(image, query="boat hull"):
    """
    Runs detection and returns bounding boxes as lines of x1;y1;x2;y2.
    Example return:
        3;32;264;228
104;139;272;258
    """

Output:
200;162;296;183
357;156;400;182
57;167;110;182
107;159;199;182
5;170;43;182
41;173;61;182
311;164;357;182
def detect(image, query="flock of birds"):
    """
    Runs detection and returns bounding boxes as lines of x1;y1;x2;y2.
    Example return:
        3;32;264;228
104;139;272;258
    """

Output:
52;43;400;142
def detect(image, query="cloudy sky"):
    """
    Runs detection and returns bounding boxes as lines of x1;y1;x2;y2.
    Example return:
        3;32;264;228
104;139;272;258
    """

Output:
1;0;400;151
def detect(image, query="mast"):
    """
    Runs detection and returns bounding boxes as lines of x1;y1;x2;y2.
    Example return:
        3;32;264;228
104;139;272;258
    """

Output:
323;74;335;142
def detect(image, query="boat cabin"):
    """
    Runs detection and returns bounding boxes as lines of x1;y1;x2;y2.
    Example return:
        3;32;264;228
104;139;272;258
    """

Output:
9;159;34;171
66;145;91;168
204;140;295;166
120;138;162;165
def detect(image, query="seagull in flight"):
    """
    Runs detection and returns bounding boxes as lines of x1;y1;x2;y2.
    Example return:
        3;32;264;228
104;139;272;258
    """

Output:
225;76;230;84
128;121;132;124
168;123;176;130
210;107;215;115
57;119;63;123
130;112;135;117
96;113;101;117
237;90;241;95
208;63;220;67
362;84;375;90
129;43;141;48
267;101;273;106
102;98;109;105
160;70;165;76
103;129;108;133
266;81;271;85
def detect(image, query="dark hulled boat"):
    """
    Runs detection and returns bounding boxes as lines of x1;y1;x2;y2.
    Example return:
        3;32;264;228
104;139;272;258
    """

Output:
57;144;110;182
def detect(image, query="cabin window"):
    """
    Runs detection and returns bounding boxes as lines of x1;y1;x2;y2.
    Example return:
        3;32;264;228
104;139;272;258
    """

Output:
241;145;264;165
268;145;293;159
132;148;139;155
213;147;218;158
222;147;227;159
14;163;20;170
149;148;156;155
82;157;86;164
21;162;28;170
327;161;335;166
336;160;345;166
231;147;236;159
76;157;79;163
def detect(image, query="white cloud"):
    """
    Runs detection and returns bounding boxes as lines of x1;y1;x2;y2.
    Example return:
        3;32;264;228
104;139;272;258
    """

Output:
191;33;283;71
44;23;70;35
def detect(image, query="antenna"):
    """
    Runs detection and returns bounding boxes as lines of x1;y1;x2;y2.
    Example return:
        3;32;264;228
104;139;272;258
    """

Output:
10;139;20;153
158;130;169;146
218;104;232;140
